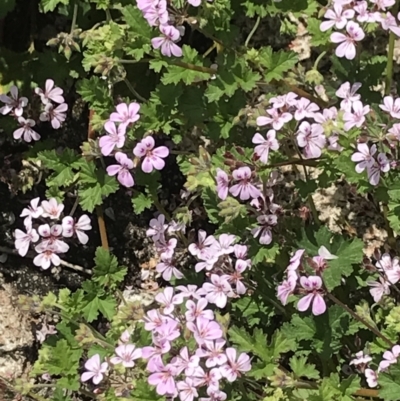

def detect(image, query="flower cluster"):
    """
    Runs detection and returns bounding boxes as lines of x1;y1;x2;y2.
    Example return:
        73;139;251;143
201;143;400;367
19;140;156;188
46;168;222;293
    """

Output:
137;0;184;57
350;345;400;388
14;197;91;270
320;0;400;60
0;79;67;142
81;285;251;400
366;253;400;302
100;102;169;187
276;246;339;316
146;213;251;304
256;91;344;159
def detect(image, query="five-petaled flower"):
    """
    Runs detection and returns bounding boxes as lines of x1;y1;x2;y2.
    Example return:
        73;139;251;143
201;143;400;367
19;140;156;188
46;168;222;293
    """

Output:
151;25;182;57
330;21;365;60
297;276;326;316
106;152;135;188
110;344;142;368
109;102;140;129
252;130;279;164
81;354;108;385
134;136;169;173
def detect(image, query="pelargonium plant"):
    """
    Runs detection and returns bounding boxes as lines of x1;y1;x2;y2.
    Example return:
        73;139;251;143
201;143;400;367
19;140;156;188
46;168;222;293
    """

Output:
5;0;400;400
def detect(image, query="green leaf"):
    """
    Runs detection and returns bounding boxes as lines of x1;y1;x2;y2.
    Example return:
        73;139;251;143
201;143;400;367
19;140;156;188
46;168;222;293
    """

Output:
379;362;400;401
228;327;295;364
130;381;162;401
38;149;79;188
205;52;260;102
161;46;210;85
258;47;298;83
97;296;117;320
40;0;69;12
122;5;152;60
132;192;153;214
290;356;320;380
93;247;127;289
0;0;15;18
298;226;363;290
75;159;119;212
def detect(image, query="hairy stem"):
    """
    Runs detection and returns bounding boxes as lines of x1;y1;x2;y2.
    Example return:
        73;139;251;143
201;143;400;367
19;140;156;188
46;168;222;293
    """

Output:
69;2;79;35
244;16;261;47
326;292;394;347
385;0;400;95
123;78;147;102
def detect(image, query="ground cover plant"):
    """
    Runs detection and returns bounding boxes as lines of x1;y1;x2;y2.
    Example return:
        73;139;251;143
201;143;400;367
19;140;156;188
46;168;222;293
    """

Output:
4;0;400;400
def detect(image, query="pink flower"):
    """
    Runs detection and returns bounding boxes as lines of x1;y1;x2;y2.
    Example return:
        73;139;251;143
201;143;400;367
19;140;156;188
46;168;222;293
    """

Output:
109;102;140;128
367;277;390;302
185;298;214;322
39;103;68;129
81;354;108;385
379;12;400;36
351;143;376;173
269;92;298;108
155;319;181;343
350;351;372;367
141;0;169;26
297;276;326;316
256;108;292;131
155;235;177;259
177;379;198;401
336;82;361;111
320;3;355;31
296;122;326;158
20;197;43;227
147;214;167;241
176;284;202;299
196;339;227;367
189;230;216;258
148;360;178;396
367;153;390;186
0;85;28;116
99;121;126;156
144;309;169;331
229;166;261;201
200;388;227;401
343;100;370;131
287;249;305;272
36;224;69;254
202;274;233;308
211;233;236;255
220;348;251;382
156;256;183;281
171;347;200;375
155;287;183;315
151;25;182;57
110;344;142;368
13;117;40;142
294;97;319;120
379;345;400;371
251;214;277;245
14;226;39;257
41;198;64;219
134;136;169;173
33;247;61;270
354;1;377;23
365;369;378;388
106;152;135;187
35;79;65;104
376;253;400;271
252;130;279;164
62;215;92;244
277;278;297;305
330;21;365;60
370;0;395;11
192;366;222;389
379;96;400;118
216;168;229;200
186;317;223;344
